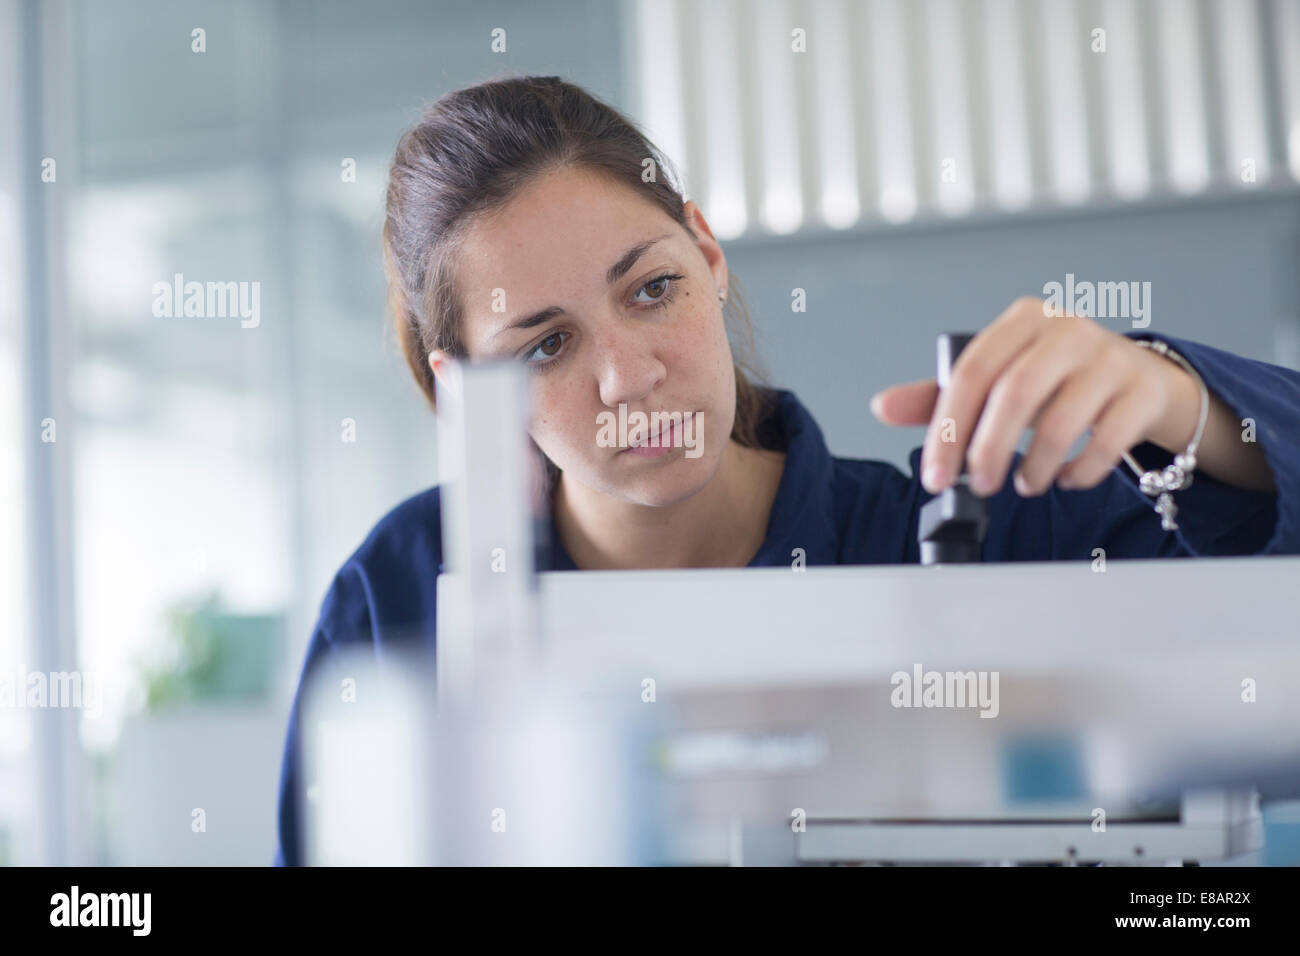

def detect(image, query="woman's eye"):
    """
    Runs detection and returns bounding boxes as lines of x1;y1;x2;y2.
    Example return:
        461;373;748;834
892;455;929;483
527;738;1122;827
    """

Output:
632;273;684;307
523;331;567;365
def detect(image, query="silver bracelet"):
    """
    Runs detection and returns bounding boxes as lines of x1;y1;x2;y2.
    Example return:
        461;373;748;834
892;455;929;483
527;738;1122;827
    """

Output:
1120;339;1209;532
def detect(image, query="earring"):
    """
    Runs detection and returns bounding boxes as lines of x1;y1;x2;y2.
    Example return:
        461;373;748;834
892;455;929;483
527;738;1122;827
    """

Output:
717;289;727;302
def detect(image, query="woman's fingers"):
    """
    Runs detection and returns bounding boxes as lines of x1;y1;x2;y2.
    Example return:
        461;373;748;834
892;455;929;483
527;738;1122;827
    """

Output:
1013;355;1128;495
869;379;939;426
1056;376;1164;490
921;298;1044;493
964;317;1104;495
878;298;1165;499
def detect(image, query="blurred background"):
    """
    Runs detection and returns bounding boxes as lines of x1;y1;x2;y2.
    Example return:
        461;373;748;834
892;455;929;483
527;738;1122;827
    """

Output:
2;0;1298;864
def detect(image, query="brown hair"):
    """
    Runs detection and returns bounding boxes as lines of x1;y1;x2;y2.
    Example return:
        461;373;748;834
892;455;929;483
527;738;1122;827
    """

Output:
381;74;774;484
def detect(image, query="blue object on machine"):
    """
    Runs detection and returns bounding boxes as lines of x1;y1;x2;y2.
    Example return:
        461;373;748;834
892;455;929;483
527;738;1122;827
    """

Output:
1002;733;1088;802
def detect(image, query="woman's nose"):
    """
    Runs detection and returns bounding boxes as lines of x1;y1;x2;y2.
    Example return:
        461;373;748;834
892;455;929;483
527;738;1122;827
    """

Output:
595;334;666;410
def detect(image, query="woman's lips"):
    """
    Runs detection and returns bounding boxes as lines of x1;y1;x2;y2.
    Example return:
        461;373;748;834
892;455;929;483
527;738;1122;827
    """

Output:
622;412;694;457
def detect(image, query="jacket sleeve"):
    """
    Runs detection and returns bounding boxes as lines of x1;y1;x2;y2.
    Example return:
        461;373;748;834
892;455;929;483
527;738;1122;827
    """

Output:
273;486;445;865
273;565;376;866
980;331;1297;561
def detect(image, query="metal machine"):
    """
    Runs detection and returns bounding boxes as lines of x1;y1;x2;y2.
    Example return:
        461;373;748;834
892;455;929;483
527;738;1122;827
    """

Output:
302;359;1297;866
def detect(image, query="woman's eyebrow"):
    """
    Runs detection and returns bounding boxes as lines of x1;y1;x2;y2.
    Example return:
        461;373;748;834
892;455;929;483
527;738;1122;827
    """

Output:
487;233;674;343
605;233;672;285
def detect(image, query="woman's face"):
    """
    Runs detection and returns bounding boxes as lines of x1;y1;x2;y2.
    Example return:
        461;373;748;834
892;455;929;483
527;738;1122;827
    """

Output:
436;165;737;507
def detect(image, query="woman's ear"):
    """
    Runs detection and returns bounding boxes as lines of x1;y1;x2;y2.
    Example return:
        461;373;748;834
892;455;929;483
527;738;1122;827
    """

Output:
428;350;462;403
682;200;728;295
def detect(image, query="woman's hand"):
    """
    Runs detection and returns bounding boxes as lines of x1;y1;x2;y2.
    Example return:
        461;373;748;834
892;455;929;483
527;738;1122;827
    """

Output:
868;297;1205;497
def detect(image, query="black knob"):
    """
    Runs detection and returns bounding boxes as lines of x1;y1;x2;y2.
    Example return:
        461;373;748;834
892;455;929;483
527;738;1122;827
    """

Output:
918;332;988;564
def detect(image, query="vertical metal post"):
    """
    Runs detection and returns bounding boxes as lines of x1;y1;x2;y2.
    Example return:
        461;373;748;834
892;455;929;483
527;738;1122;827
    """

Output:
436;361;541;710
15;0;90;865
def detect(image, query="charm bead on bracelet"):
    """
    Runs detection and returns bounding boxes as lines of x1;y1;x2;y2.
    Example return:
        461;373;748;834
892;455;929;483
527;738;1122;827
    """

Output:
1119;339;1209;532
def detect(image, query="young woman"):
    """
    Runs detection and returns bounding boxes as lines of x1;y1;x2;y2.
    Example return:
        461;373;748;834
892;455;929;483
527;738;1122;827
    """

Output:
274;75;1298;865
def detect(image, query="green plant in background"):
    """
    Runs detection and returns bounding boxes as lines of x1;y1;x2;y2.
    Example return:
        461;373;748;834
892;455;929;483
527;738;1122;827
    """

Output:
140;590;283;710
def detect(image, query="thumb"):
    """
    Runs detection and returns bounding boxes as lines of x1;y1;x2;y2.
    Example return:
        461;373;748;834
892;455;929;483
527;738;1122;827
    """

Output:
870;378;939;426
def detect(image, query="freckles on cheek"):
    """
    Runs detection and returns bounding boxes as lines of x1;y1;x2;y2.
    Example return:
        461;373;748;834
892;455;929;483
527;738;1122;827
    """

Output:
534;388;585;451
665;303;715;368
681;303;729;373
